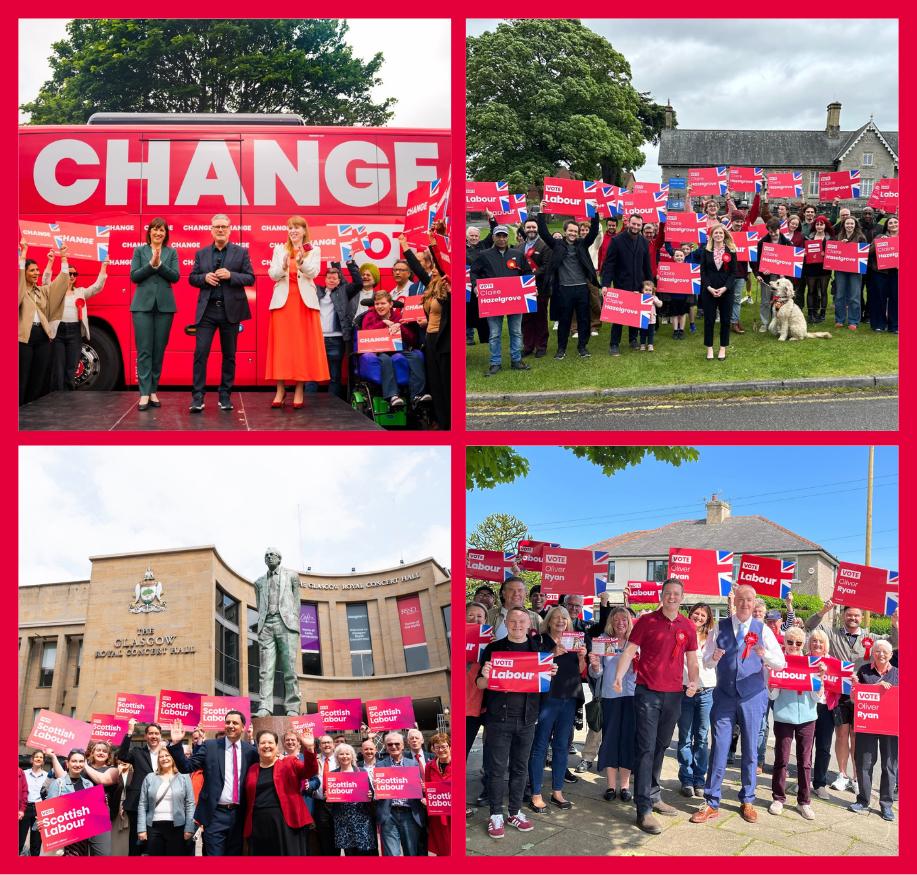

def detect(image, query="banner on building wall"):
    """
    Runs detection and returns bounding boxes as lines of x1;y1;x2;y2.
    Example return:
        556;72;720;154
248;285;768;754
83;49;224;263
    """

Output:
300;603;321;652
397;594;427;647
27;710;93;757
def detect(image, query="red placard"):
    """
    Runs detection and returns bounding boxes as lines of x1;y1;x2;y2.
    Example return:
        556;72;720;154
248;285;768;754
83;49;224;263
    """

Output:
732;229;761;263
157;690;202;731
27;710;94;757
289;714;325;737
36;785;113;852
819;170;860;200
365;697;415;732
466;623;495;662
317;699;363;731
823;241;868;274
465;180;509;213
114;692;157;723
542;547;596;596
626;581;662;603
515;539;560;572
426;780;451;815
398;295;426;322
768;655;821;691
487;652;552;693
475;275;538;317
767;172;804;199
814;656;855;696
402;181;437;248
596;183;623;218
619;191;667;225
542;176;598;217
373;766;424;799
656;262;701;296
19;219;114;262
874;237;899;270
356;327;402;353
853;684;898;735
868;178;899;212
199;696;251;731
89;714;131;744
665;212;708;245
728;167;763;193
465;548;509;582
804;240;825;264
688;166;728;196
759;242;804;278
667;547;734;597
735;554;794;599
325;771;372;802
600;288;654;329
832;561;898;615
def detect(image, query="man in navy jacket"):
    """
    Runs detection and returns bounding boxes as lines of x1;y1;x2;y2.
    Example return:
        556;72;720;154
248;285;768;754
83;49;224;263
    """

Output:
600;213;652;355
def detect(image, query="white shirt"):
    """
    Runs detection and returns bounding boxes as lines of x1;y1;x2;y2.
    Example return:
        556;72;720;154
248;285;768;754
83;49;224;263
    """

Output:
219;741;242;805
391;282;411;301
152;777;175;821
314;753;337;800
702;616;786;671
25;768;47;803
318;290;341;337
148;746;161;775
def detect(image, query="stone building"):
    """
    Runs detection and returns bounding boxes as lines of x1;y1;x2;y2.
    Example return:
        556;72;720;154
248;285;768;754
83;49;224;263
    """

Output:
18;546;451;751
658;102;898;210
586;496;838;618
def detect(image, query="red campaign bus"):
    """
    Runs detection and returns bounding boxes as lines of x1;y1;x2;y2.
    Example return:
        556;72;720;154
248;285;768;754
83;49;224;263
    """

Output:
18;113;451;389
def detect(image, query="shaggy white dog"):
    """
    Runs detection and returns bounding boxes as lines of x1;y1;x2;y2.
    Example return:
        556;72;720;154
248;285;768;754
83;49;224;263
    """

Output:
767;278;832;341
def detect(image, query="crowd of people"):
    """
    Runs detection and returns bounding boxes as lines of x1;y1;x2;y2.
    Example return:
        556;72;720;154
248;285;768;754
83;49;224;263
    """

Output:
466;576;898;840
466;187;898;371
18;712;451;857
18;216;451;428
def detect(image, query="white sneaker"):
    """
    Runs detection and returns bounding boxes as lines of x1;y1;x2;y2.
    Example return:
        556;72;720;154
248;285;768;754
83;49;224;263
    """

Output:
850;779;859;795
768;800;784;815
758;325;768;333
552;321;559;331
590;330;599;336
798;804;815;820
571;331;579;338
829;774;849;791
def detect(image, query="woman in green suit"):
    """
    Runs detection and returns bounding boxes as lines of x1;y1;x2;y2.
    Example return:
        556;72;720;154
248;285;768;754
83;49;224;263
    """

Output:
130;218;179;410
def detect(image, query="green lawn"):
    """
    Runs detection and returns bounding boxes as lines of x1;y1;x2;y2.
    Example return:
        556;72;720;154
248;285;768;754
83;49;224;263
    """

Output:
466;291;898;394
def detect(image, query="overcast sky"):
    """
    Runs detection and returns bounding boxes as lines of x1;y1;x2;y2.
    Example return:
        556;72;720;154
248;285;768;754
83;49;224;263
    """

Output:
19;19;450;127
468;19;898;181
20;446;450;585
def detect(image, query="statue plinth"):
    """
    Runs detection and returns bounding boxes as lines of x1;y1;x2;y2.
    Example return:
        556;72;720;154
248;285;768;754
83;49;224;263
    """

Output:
251;715;292;740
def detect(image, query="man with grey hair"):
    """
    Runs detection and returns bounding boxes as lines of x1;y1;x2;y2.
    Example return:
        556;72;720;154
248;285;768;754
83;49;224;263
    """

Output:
376;731;425;855
253;548;301;717
188;213;254;412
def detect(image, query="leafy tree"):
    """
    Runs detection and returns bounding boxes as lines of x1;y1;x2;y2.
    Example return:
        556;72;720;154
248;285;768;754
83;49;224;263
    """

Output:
465;513;538;600
466;19;670;191
466;446;699;490
21;19;394;125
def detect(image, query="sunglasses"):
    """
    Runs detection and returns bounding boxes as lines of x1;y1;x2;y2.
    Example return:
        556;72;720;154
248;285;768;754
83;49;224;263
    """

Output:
68;272;78;278
785;640;804;647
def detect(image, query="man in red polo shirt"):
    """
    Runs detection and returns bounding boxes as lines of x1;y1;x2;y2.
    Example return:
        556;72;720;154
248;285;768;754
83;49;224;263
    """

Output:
613;578;699;834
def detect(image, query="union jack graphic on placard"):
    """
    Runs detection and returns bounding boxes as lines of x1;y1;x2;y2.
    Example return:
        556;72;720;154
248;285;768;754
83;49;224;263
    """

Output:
815;657;856;695
888;569;899;587
537;652;556;692
715;167;728;196
746;229;761;261
519;274;539;313
690;264;701;296
582;596;599;623
465;264;471;302
717;551;734;596
779;560;796;599
497;193;528;223
849;169;861;198
790;172;803;197
592;551;611;592
428;178;442;199
467;625;494;662
639;293;654;329
855;242;869;274
391;335;403;352
495;181;509;194
792;248;805;278
502;549;517;580
778;219;789;238
652;190;668;223
885;590;899;616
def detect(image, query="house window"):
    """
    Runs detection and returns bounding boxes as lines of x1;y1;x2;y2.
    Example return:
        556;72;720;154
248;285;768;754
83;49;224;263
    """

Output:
299;603;322;676
862;152;874;166
646;559;668;582
808;171;820;198
860;179;874;198
346;603;374;677
441;606;451;647
38;640;56;688
608;561;616;586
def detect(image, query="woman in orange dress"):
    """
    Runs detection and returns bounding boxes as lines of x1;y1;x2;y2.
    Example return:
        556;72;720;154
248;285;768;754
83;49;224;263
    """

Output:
266;216;330;408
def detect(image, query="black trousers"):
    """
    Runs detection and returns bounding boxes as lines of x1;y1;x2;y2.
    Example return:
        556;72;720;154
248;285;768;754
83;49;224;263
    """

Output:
19;803;41;856
424;330;450;429
147;820;188;856
854;732;898;807
466;715;484;758
610;323;638;347
484;715;536;815
19;327;53;405
192;300;238;398
812;702;836;789
312;798;337;855
700;289;734;347
126;808;145;856
51;322;82;390
804;274;829;320
521;284;549;353
556;283;590;353
633;685;683;816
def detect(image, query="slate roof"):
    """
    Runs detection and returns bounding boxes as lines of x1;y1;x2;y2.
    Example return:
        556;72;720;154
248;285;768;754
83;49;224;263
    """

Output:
586;515;835;560
658;123;898;168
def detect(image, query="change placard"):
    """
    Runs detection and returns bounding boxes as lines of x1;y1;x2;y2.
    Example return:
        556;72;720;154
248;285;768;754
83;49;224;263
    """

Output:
356;327;403;353
399;295;426;322
832;561;898;615
667;547;734;597
19;220;112;262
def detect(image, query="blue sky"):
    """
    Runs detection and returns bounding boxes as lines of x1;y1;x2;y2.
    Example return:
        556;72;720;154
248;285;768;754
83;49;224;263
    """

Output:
467;446;898;571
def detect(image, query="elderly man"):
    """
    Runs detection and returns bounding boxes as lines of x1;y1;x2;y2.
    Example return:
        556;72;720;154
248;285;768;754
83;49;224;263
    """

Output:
691;585;786;825
376;731;425;855
187;213;254;412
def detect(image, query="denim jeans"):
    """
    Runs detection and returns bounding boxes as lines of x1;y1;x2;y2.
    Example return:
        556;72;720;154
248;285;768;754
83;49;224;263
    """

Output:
757;698;773;765
487;314;523;365
528;696;577;794
731;278;746;323
378;350;425;399
305;335;344;397
833;271;863;325
677;687;712;787
380;806;422;856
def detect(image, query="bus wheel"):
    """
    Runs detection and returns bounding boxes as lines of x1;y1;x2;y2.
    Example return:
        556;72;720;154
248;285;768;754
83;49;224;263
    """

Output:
76;326;122;390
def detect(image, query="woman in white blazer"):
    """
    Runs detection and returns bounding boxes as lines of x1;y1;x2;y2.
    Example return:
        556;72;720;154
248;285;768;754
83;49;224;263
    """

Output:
265;216;330;408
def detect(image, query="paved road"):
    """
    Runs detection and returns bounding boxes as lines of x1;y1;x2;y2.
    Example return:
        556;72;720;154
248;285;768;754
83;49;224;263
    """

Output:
467;390;898;432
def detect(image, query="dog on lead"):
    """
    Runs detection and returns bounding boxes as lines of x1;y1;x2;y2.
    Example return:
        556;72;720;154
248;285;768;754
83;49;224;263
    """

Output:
767;278;832;341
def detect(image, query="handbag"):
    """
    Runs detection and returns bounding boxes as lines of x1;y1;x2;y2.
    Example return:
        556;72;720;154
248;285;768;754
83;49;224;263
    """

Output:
585;697;603;733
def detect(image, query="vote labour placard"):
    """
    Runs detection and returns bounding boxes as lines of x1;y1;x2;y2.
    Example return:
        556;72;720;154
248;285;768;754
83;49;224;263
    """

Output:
200;696;251;731
657;262;701;295
157;689;202;731
814;656;855;696
373;767;424;799
89;714;131;744
735;554;795;599
874;237;899;270
493;193;528;224
465;548;512;582
475;275;538;317
832;561;899;615
868;178;898;213
365;696;415;732
36;785;112;852
542;547;597;596
823;241;868;274
27;710;93;757
768;655;823;692
766;171;803;199
465;180;509;213
19;220;113;262
732;229;761;262
318;698;363;731
819;170;861;200
466;624;495;662
426;780;451;815
114;692;157;723
325;771;371;802
543;176;598;217
627;581;663;603
853;684;898;735
619;190;667;225
667;547;734;597
759;242;804;278
688;166;728;196
728;166;764;193
664;212;708;245
356;327;403;353
487;652;554;693
515;539;560;572
600;289;654;329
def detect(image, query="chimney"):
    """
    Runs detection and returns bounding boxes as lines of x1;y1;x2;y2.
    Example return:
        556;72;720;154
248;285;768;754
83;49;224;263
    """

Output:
826;101;842;137
705;493;731;526
664;101;675;130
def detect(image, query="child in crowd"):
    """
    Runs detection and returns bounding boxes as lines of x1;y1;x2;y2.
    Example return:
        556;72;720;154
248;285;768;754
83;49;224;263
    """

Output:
639;280;663;352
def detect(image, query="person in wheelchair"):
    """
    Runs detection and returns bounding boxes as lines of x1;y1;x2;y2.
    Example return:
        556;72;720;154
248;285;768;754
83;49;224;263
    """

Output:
359;290;431;411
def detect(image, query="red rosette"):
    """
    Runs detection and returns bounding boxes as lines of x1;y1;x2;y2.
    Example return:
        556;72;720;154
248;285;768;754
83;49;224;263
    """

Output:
302;243;313;253
506;258;519;271
75;298;86;316
741;631;759;660
671;629;688;660
722;253;731;264
862;636;874;659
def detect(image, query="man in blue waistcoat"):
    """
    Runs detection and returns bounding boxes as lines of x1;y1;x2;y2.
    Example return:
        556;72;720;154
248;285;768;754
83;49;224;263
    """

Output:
690;584;786;824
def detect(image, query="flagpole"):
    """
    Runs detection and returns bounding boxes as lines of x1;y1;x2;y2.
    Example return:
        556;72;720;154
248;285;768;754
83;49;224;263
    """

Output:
864;446;874;626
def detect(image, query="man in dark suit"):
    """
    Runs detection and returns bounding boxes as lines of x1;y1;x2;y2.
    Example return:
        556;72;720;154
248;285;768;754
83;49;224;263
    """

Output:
116;719;169;855
188;214;255;412
168;709;257;855
600;213;652;356
375;731;426;855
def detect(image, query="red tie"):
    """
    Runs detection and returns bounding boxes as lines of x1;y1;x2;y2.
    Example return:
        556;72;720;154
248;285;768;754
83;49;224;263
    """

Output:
231;743;239;804
322;756;329;796
417;754;425;785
